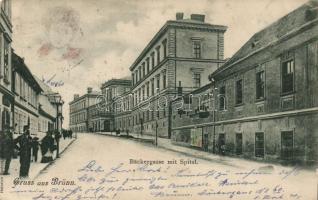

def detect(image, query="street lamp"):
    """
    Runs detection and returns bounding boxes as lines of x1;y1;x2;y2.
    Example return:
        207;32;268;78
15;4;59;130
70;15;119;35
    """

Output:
49;93;64;158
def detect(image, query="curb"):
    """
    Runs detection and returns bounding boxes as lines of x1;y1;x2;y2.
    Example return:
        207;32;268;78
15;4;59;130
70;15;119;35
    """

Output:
33;139;77;180
97;133;155;144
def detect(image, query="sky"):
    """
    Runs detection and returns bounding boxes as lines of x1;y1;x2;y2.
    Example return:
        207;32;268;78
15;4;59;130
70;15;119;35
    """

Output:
11;0;308;128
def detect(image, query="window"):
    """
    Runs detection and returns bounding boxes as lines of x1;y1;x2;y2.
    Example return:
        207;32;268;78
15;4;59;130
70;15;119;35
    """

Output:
146;58;150;74
282;59;294;93
151;52;155;68
255;132;264;158
151;79;154;96
142;63;145;77
156;75;160;91
219;85;226;111
236;79;243;105
139;66;142;79
132;72;135;85
162;39;167;58
156;46;161;64
256;71;265;99
15;74;20;95
193;73;201;88
142;86;145;100
146;82;149;98
135;71;138;83
4;39;10;83
193;41;201;58
163;71;167;89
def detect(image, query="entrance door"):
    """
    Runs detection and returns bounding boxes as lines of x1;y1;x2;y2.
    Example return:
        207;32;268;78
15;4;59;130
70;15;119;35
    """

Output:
104;120;110;131
203;133;209;152
218;133;226;154
255;132;264;158
236;133;243;155
281;131;293;161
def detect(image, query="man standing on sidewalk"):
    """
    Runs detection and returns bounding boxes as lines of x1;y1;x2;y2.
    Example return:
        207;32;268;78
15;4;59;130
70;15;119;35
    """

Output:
0;126;14;175
3;126;14;175
15;125;32;178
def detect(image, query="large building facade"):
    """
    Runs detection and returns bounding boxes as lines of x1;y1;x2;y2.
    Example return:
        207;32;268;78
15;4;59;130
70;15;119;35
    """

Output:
12;52;64;138
88;78;131;132
35;76;59;136
69;88;100;132
129;13;227;138
12;52;43;136
0;0;12;131
172;2;318;165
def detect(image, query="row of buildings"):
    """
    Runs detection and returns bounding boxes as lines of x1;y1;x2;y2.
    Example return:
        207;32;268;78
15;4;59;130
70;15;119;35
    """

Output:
0;0;64;138
69;1;318;165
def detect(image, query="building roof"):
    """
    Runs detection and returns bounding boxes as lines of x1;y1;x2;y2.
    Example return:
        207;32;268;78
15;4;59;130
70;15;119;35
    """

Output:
33;75;55;95
211;1;318;77
68;90;101;105
101;78;132;89
129;18;227;71
12;51;43;93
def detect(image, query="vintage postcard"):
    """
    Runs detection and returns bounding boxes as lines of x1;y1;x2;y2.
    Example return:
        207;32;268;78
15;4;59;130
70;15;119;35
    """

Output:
0;0;317;199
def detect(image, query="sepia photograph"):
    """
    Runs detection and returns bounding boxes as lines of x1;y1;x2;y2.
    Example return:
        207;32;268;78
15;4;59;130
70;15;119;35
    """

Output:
0;0;318;199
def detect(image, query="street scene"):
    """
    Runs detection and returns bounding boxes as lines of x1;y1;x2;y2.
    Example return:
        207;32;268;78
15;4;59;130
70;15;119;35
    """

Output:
0;0;318;199
3;133;317;200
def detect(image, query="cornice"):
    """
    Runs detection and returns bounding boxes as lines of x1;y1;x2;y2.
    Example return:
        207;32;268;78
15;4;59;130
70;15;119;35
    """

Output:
129;20;227;71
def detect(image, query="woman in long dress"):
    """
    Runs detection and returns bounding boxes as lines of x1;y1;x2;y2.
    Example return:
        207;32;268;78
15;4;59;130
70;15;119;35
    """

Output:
40;131;54;163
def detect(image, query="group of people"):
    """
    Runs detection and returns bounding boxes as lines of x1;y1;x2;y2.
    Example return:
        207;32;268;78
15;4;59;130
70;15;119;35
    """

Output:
0;125;65;178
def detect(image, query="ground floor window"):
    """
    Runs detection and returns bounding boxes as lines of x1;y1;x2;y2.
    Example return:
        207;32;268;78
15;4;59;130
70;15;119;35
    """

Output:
255;132;264;158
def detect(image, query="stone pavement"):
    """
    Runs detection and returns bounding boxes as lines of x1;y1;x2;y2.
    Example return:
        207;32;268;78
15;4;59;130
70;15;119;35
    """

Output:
1;137;76;182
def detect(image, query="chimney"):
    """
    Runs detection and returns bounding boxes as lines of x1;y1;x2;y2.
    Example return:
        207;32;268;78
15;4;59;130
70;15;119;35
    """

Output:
74;94;79;100
87;87;93;94
176;12;184;20
190;14;205;22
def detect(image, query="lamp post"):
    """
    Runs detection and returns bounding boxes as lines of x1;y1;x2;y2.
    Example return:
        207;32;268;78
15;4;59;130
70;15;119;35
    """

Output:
49;93;64;158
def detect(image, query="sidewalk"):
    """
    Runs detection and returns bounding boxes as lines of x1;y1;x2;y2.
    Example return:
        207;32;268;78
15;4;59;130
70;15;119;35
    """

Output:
1;137;76;182
97;131;314;172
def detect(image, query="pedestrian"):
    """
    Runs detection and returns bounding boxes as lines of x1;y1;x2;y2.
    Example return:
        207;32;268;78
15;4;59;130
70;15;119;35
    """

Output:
126;129;129;136
31;137;39;162
54;130;61;158
14;125;32;178
0;126;14;175
40;131;54;163
62;130;66;140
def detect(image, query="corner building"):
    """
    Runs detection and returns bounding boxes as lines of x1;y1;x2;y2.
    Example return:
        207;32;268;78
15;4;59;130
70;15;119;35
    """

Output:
130;13;227;138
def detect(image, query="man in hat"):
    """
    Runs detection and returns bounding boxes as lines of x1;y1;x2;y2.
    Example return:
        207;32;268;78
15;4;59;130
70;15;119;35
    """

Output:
0;125;14;175
14;125;32;177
